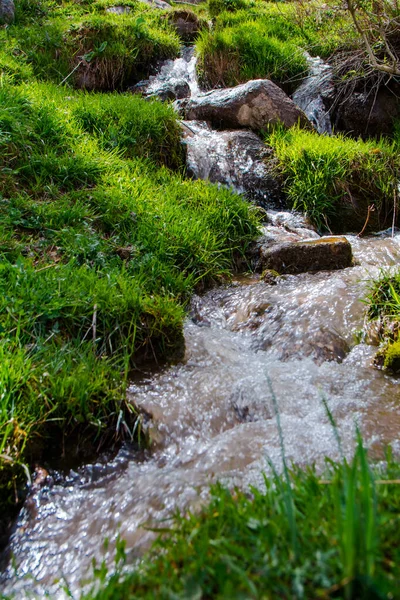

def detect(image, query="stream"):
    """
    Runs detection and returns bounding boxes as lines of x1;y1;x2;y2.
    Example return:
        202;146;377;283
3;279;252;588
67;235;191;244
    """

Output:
2;48;400;599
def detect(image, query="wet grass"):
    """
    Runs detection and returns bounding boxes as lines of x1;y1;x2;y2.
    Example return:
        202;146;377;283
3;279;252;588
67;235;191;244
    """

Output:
267;127;399;232
83;437;400;599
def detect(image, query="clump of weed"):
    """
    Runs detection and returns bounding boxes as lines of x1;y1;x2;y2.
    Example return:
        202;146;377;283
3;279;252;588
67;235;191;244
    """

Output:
3;3;181;90
0;78;260;515
268;126;399;232
83;436;400;599
365;271;400;371
196;20;307;90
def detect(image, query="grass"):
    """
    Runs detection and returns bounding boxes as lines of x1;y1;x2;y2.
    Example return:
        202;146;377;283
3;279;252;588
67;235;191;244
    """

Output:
365;271;400;372
81;435;400;599
1;0;182;90
267;126;399;232
0;76;260;514
196;1;357;90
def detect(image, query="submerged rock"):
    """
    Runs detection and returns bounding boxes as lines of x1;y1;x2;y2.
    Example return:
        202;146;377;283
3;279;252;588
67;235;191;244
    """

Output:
259;236;353;274
182;121;284;207
132;79;190;101
0;0;15;24
181;79;309;131
131;47;198;101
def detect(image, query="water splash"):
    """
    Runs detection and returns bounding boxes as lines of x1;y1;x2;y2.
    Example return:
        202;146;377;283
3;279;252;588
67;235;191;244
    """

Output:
293;53;333;134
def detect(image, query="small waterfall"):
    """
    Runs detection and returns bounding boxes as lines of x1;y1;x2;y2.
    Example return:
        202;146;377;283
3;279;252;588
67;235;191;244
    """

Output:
181;120;283;207
293;53;333;134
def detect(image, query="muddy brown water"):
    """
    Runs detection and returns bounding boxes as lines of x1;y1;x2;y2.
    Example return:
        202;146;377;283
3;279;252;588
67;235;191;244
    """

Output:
2;221;400;598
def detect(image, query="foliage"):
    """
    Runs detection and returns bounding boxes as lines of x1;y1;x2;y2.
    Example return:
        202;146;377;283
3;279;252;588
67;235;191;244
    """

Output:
196;1;357;89
197;19;307;89
365;271;400;371
84;437;400;599
0;78;260;510
267;126;399;231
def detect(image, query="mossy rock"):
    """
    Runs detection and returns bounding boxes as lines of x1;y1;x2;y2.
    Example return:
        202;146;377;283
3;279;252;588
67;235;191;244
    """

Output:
382;340;400;373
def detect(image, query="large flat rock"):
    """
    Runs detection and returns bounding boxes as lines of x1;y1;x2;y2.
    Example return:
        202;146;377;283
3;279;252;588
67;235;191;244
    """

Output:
181;79;309;131
259;237;353;274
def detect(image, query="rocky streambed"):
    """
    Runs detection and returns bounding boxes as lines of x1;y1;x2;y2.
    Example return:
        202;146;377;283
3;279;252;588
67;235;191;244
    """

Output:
2;47;400;599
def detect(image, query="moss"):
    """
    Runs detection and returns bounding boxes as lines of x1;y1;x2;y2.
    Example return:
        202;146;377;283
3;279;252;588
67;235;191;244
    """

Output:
382;340;400;372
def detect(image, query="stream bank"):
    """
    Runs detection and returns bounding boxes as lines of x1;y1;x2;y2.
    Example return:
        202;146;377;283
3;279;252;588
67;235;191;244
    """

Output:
1;20;400;600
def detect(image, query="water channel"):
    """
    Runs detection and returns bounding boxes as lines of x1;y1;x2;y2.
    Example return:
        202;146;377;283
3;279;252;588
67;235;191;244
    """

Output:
1;47;400;599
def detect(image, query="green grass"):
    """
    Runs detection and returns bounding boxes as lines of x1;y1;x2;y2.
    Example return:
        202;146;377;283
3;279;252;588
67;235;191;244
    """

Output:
196;1;357;90
83;437;400;599
0;77;260;511
267;126;399;232
365;271;400;372
1;0;181;90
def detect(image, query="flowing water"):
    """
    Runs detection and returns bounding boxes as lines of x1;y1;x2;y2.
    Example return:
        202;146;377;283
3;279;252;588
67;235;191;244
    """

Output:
2;50;400;599
292;52;333;134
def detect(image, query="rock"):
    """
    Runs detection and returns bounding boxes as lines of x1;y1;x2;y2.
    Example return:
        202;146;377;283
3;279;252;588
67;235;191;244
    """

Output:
326;85;400;139
259;236;353;274
138;0;171;9
167;9;202;42
132;78;190;101
106;5;131;14
182;121;285;207
181;79;309;131
0;0;15;24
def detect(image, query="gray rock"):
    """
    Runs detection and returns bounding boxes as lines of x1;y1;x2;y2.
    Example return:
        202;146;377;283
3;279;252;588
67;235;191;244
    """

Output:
138;0;171;10
0;0;15;24
259;236;353;274
106;5;131;14
131;79;190;101
181;79;309;131
167;9;202;42
182;121;284;207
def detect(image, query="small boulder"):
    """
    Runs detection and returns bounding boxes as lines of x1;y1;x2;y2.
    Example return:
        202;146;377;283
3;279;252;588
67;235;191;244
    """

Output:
182;79;309;131
182;121;284;207
167;9;202;42
106;5;131;14
131;79;190;101
259;236;353;274
0;0;15;24
138;0;171;9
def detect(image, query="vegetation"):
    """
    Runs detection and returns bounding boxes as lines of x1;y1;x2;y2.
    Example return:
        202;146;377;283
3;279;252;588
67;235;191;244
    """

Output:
0;53;259;513
82;435;400;599
196;1;356;89
267;126;399;232
1;0;181;90
366;271;400;372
